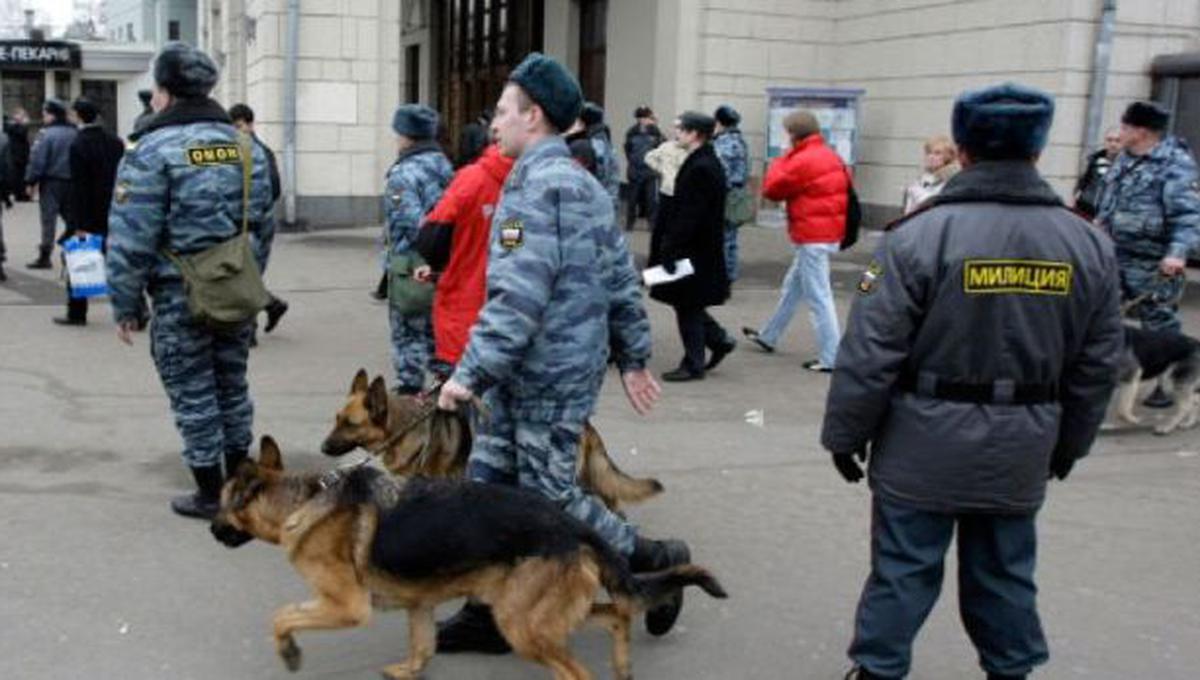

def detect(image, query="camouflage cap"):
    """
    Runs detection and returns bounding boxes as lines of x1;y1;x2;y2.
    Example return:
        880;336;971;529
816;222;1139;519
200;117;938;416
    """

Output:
153;42;219;98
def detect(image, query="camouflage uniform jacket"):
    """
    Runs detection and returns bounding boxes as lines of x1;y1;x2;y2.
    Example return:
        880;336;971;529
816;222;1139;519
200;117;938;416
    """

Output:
1095;135;1200;261
384;142;453;254
452;136;651;421
586;124;621;202
713;128;749;188
106;98;275;324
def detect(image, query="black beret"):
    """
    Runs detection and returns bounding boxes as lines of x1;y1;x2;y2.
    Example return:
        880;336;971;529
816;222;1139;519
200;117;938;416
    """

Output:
634;105;653;119
1121;101;1170;132
679;110;715;138
508;52;583;132
153;42;219;98
580;101;604;126
714;104;741;127
42;98;67;118
71;97;99;123
391;104;438;140
952;82;1054;160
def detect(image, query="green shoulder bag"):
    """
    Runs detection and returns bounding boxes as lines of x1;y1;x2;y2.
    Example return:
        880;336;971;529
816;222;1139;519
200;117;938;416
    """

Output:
725;186;756;226
388;249;434;315
162;134;270;331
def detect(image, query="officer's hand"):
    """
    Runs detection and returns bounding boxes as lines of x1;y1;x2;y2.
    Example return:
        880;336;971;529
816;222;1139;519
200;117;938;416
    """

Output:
116;319;139;346
1160;256;1186;277
620;368;661;416
413;265;433;283
1049;450;1076;481
437;378;474;412
832;449;866;483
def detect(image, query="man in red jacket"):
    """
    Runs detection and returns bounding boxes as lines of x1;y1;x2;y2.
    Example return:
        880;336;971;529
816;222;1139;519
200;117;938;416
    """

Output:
415;143;515;373
743;110;848;372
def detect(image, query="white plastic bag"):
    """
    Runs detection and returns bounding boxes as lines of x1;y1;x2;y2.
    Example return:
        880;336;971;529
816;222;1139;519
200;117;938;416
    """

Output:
63;233;108;299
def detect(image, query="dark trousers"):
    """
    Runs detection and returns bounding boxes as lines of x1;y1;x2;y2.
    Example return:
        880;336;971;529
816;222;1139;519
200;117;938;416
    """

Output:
849;496;1049;678
38;179;71;250
672;304;729;374
61;250;89;321
625;176;658;229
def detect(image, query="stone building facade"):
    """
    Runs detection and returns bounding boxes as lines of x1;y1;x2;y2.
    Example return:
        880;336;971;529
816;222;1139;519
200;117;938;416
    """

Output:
203;0;1200;228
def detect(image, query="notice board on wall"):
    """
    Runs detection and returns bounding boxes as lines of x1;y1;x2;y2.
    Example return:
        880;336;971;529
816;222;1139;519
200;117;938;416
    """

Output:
765;86;864;166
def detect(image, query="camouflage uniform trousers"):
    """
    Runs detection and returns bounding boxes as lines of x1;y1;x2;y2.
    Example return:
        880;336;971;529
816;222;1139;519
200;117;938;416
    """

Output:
389;305;433;392
149;290;254;469
466;388;638;556
1120;257;1185;333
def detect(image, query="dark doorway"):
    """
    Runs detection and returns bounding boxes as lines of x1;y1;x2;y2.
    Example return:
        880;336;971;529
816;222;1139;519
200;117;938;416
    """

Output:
406;45;421;103
81;80;118;135
433;0;544;150
2;70;45;139
578;0;606;104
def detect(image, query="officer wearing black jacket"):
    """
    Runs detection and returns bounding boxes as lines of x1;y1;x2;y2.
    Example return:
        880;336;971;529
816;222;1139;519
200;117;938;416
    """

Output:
823;83;1123;680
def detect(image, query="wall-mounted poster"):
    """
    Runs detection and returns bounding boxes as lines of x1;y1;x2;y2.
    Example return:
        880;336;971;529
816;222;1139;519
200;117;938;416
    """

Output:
765;87;864;166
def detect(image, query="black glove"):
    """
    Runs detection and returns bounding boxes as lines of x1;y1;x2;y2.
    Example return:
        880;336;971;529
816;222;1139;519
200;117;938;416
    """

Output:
1049;448;1075;481
832;449;866;483
662;259;677;275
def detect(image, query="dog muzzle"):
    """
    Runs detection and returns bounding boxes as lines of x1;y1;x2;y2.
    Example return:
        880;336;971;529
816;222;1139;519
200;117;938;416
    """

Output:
210;520;255;548
321;437;356;457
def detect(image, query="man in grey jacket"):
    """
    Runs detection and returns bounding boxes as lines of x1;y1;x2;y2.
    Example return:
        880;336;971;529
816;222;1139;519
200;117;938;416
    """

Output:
823;83;1123;680
24;99;77;269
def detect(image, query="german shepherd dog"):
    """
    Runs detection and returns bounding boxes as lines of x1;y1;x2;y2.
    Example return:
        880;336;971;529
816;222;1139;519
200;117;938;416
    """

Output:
211;436;727;680
1113;325;1200;435
322;369;663;512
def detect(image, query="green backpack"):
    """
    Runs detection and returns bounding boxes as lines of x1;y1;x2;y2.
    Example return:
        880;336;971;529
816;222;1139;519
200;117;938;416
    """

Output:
162;134;270;332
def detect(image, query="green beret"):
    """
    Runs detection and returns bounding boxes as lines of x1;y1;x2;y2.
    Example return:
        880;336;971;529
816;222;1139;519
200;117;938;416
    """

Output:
508;52;582;132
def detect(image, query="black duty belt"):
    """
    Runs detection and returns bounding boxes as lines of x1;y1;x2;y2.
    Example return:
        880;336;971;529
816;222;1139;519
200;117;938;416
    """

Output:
898;372;1059;405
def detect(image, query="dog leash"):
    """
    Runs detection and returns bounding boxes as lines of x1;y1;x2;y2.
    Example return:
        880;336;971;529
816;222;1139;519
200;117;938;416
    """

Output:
1121;272;1186;316
366;379;446;457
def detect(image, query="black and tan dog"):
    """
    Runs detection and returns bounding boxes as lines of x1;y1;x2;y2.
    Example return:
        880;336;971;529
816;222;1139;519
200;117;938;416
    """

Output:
211;436;726;680
1112;325;1200;435
322;369;663;512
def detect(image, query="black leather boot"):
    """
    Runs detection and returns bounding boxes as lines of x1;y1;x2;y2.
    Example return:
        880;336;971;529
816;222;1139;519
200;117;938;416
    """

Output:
170;464;223;520
26;246;52;269
630;536;691;635
264;296;289;333
844;667;899;680
0;260;7;282
224;450;248;477
987;675;1026;680
435;602;512;654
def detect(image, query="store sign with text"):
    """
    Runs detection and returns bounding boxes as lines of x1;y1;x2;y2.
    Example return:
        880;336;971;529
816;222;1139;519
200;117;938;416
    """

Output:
0;41;82;70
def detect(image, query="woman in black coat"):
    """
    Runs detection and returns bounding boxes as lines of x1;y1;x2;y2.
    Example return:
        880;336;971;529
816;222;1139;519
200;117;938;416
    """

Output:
648;111;735;381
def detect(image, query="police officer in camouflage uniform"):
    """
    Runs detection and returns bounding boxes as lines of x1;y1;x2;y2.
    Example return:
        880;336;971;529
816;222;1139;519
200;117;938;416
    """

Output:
436;52;693;653
823;83;1123;680
384;104;453;393
107;42;275;519
581;101;620;215
713;104;749;281
1095;101;1200;335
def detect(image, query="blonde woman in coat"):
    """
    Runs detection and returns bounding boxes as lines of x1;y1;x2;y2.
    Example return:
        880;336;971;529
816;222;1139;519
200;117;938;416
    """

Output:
902;135;960;214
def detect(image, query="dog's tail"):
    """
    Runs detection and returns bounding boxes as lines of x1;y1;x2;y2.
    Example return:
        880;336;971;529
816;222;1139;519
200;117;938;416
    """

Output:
583;538;728;611
580;422;664;506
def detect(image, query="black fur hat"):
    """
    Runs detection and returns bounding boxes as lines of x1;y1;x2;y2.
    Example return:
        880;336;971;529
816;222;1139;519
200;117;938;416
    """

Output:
714;104;741;127
580;101;604;126
1121;101;1170;132
952;82;1054;160
391;104;438;140
71;97;99;124
153;41;219;98
634;105;653;119
508;52;582;132
42;98;67;119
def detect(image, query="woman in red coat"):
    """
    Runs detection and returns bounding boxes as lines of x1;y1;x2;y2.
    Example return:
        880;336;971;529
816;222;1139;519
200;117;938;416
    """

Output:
742;110;848;372
415;143;515;372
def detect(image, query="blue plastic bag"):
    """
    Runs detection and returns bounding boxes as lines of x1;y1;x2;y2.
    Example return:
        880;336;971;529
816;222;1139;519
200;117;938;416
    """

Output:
62;233;108;299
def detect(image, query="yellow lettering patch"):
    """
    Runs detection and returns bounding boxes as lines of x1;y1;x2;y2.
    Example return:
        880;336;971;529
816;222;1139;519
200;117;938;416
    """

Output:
963;259;1073;296
185;144;242;167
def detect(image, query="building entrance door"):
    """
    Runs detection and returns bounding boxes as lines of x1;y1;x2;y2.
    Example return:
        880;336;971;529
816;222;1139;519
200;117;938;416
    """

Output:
433;0;544;155
81;80;118;135
578;0;606;104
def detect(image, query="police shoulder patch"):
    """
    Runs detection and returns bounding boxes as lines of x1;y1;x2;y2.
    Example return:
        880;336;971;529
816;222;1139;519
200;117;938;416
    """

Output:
184;143;242;167
857;260;883;295
963;259;1073;296
499;219;524;250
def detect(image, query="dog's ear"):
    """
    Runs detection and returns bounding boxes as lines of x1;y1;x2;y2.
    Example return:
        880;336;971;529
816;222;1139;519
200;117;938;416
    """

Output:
367;376;390;426
259;435;283;470
350;368;369;395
